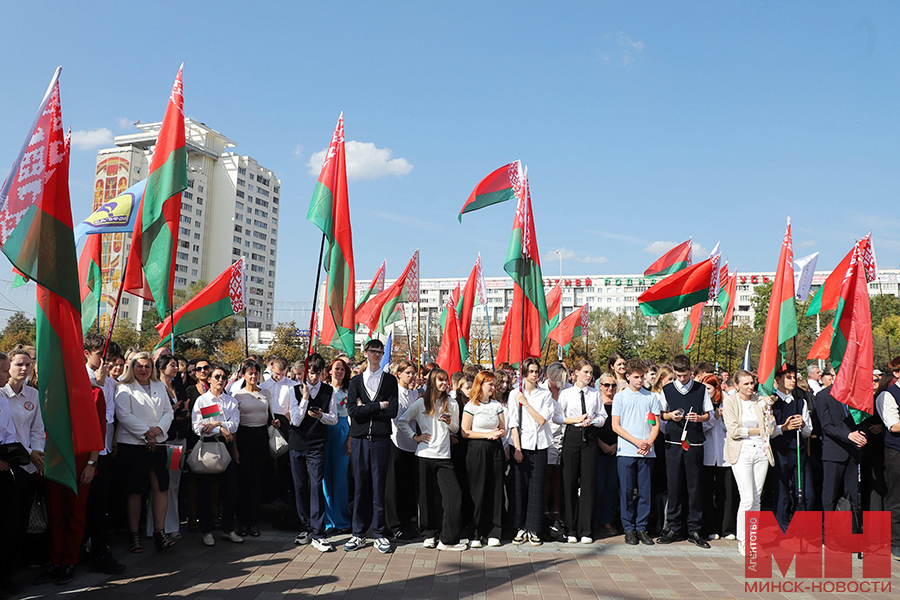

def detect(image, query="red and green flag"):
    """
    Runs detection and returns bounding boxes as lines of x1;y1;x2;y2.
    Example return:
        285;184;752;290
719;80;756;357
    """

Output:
123;65;187;321
497;165;549;366
155;258;245;345
806;234;876;316
200;404;222;419
638;257;716;316
716;270;737;334
356;250;419;335
437;284;463;374
0;69;103;492
458;161;520;222
455;255;485;363
166;445;183;470
308;114;356;355
757;219;798;396
355;259;386;314
644;238;692;278
545;280;562;333
78;233;103;335
548;302;589;354
682;302;705;352
646;412;657;427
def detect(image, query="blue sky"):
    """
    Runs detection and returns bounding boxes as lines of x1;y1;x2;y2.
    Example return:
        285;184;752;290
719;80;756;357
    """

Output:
0;2;898;319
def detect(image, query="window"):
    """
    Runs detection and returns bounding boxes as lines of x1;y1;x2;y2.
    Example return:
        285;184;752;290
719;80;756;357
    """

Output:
269;259;275;266
196;207;202;214
233;248;241;256
237;178;245;187
273;197;279;204
234;225;242;233
270;249;275;256
269;270;275;277
233;236;242;244
255;198;268;208
191;269;198;276
198;185;204;193
253;242;265;250
245;240;250;247
183;191;193;199
253;220;267;229
187;180;194;188
194;220;201;227
272;207;278;214
253;231;267;240
177;251;188;260
235;214;242;222
250;276;264;284
271;228;277;236
274;186;279;193
179;227;190;235
236;202;244;210
272;217;277;224
193;244;200;252
175;277;187;285
257;187;269;197
181;202;192;212
180;215;192;224
238;167;246;175
176;264;188;272
122;297;130;305
247;206;252;213
194;233;201;240
179;240;190;249
254;209;268;218
192;257;199;264
252;253;265;261
236;190;244;198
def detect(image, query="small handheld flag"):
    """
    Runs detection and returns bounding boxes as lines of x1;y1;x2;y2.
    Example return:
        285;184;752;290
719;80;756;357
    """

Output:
680;405;692;450
166;445;183;470
646;412;657;427
200;404;221;419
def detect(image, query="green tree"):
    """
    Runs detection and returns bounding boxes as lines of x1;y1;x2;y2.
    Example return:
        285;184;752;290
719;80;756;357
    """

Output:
112;317;140;352
0;311;36;349
268;321;304;364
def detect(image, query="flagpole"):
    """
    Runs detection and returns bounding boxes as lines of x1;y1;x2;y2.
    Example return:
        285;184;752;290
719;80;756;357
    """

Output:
714;305;719;370
96;235;103;333
696;307;704;358
244;309;249;358
403;305;414;361
417;299;422;366
484;304;495;370
879;282;892;360
102;255;130;358
307;233;326;358
169;308;175;355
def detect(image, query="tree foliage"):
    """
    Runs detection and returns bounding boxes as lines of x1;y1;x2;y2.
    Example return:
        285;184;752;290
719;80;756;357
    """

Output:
0;311;36;349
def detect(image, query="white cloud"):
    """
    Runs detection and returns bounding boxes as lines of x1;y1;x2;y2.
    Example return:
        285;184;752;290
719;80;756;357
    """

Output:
578;255;609;264
619;34;645;51
116;117;135;129
543;247;608;265
643;240;677;255
692;242;709;258
70;128;113;150
307;140;413;180
293;144;303;159
602;32;644;67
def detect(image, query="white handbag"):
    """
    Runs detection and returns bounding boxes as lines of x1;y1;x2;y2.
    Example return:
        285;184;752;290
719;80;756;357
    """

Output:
187;439;231;474
268;425;289;458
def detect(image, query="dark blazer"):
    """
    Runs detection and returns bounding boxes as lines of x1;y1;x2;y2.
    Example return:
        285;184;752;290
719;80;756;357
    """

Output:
347;370;399;439
817;385;863;463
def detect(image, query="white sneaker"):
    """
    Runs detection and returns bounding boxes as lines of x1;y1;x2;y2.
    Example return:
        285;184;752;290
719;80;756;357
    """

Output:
469;538;483;548
738;541;745;556
437;541;467;551
566;536;578;544
202;533;215;546
423;537;437;549
344;535;366;552
222;531;244;543
294;532;311;545
580;537;593;544
487;537;501;547
312;538;334;552
707;534;720;541
528;532;543;546
374;537;394;554
512;530;527;545
724;534;737;540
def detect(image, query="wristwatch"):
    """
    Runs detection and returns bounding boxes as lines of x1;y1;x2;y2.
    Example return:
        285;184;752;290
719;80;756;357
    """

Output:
86;460;98;467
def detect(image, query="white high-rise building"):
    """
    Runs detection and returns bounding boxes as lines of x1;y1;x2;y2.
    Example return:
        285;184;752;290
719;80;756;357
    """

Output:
92;118;280;331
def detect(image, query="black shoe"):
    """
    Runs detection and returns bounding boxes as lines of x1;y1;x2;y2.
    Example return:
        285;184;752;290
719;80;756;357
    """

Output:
54;566;74;586
237;526;248;537
624;531;639;545
637;531;655;545
249;525;260;537
90;555;126;574
687;532;711;549
656;530;684;544
34;565;59;585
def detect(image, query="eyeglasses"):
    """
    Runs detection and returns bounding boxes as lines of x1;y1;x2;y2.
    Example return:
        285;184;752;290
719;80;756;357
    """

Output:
196;365;210;371
211;374;227;380
134;364;151;369
599;383;616;388
367;349;384;355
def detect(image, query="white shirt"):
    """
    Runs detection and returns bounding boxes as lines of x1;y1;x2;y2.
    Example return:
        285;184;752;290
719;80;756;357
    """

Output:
876;384;900;430
659;378;715;415
396;396;459;459
263;377;295;416
3;384;45;472
289;381;338;427
507;386;555;451
363;367;384;400
771;388;812;438
553;384;607;428
392;387;419;453
702;407;730;467
808;379;823;395
192;391;240;436
0;396;17;445
86;363;117;455
115;380;173;445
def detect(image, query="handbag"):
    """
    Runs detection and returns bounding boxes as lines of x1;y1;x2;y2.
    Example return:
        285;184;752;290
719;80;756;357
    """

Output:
268;425;288;458
187;438;231;474
27;488;49;534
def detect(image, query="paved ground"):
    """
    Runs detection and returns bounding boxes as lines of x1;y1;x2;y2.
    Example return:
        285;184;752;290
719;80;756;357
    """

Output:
9;529;900;600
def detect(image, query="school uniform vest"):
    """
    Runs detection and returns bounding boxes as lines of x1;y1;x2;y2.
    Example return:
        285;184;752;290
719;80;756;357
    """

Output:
289;384;332;452
884;386;900;452
770;393;804;453
662;382;705;445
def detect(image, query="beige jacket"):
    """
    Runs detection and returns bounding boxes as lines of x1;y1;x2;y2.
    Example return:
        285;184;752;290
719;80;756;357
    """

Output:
723;392;775;466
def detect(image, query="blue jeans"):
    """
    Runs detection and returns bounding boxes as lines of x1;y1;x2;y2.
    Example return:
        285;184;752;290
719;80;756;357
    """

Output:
618;456;653;532
324;419;351;530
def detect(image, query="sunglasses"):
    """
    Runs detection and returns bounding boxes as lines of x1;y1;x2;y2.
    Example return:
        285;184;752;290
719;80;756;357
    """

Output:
211;374;227;380
599;383;616;388
196;365;210;371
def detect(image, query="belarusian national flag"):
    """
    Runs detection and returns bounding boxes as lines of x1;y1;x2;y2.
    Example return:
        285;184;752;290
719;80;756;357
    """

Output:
646;412;657;427
682;302;704;352
545;280;562;333
200;404;221;419
436;285;463;374
638;258;715;316
822;243;875;419
356;250;418;335
307;114;356;355
155;258;245;344
78;233;102;334
458;161;520;222
757;219;797;396
716;270;737;334
548;303;589;354
806;234;876;316
356;259;386;314
497;165;549;365
644;238;692;278
166;445;183;470
0;69;103;492
123;65;187;320
456;255;484;363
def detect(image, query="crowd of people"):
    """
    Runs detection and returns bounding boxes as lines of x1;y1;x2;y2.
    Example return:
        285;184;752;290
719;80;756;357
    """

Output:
1;334;899;595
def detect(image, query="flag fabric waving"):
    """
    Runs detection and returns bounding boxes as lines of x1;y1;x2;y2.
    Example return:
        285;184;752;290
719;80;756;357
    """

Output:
155;258;245;344
548;303;590;354
355;259;386;314
73;179;144;243
806;234;876;316
78;233;103;334
497;165;549;365
638;257;715;316
307;114;356;355
437;285;463;374
757;219;798;396
545;280;562;333
356;250;419;335
644;238;692;278
455;256;483;363
0;70;103;492
458;161;520;222
682;302;705;352
123;66;187;320
716;270;737;334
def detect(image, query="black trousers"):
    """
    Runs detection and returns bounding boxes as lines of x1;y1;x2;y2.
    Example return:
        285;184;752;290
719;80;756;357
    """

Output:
560;428;598;538
85;453;113;558
236;425;269;528
702;465;737;537
665;443;704;535
822;457;859;513
385;444;418;533
0;468;25;584
884;447;900;548
196;444;238;534
466;439;504;539
512;448;548;533
418;457;462;544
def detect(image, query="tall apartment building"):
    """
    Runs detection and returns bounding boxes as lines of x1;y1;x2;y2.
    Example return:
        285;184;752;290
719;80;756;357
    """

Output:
92;119;280;331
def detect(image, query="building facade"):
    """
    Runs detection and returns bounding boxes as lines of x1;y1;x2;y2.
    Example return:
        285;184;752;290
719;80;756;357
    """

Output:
92;119;280;331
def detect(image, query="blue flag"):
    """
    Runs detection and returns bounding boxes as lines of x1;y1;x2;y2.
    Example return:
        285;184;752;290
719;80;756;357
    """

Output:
73;179;145;244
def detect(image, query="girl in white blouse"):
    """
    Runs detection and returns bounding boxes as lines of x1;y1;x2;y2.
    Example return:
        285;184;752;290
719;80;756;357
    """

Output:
233;358;273;537
397;368;465;551
191;364;242;546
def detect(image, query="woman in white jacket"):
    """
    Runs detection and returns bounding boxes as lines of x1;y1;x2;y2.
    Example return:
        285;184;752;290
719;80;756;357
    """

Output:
114;352;174;554
396;368;466;551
